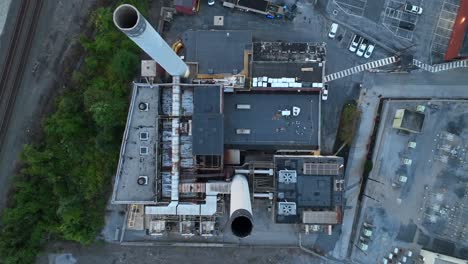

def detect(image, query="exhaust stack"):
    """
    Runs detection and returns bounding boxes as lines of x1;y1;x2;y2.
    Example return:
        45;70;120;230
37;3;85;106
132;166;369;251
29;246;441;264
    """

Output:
230;174;253;238
113;4;189;77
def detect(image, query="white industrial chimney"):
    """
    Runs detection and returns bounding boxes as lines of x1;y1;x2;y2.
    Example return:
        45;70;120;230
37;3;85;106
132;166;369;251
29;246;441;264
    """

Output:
113;4;189;77
230;174;253;238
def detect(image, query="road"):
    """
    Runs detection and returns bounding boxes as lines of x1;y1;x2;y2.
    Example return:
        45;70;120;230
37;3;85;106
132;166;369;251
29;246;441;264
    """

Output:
36;241;336;264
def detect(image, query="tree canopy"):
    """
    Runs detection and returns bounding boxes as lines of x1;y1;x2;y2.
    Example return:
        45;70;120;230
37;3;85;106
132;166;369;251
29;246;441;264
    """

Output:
0;1;148;263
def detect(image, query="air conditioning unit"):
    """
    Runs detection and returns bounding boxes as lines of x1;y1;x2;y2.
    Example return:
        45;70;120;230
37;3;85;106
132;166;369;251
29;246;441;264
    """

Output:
278;202;296;216
138;102;149;111
137;176;148;185
279;170;297;184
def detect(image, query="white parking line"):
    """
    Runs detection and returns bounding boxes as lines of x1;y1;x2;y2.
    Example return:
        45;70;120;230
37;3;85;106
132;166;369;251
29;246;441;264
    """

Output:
336;1;365;12
443;2;460;9
434;33;451;39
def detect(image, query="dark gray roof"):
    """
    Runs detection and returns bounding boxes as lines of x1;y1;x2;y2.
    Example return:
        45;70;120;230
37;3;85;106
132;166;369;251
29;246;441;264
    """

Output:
194;86;221;114
224;92;319;150
297;176;332;208
183;30;252;74
274;156;344;224
192;86;223;156
252;61;323;83
192;114;224;156
237;0;269;11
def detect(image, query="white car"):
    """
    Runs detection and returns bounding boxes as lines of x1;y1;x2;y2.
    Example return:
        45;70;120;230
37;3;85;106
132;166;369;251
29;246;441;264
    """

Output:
364;43;375;58
349;35;362;53
208;0;215;6
356;39;368;57
328;23;338;39
404;4;423;14
321;86;328;101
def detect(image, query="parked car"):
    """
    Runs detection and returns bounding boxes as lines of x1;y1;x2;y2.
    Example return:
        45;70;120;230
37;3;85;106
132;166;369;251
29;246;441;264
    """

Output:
328;23;339;39
321;86;328;101
356;39;369;57
404;4;423;14
364;43;375;58
349;35;362;52
399;21;415;31
208;0;215;6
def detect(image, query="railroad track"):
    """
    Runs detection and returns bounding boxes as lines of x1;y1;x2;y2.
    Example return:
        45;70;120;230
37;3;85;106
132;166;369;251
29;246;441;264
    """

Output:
0;0;44;147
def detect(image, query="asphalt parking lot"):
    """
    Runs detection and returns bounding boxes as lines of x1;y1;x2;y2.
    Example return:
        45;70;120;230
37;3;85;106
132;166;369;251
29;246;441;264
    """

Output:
382;0;422;41
334;0;386;22
327;0;462;63
430;0;461;63
351;100;468;263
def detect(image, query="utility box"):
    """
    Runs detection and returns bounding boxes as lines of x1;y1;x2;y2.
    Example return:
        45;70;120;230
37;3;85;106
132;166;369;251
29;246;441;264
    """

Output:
141;60;157;77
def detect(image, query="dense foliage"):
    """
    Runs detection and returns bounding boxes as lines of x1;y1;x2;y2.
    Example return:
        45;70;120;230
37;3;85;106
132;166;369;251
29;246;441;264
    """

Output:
0;1;147;263
338;102;360;144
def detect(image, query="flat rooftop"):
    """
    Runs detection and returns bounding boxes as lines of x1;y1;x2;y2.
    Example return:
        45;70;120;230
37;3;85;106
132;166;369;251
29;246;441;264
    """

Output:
183;30;252;75
253;42;325;62
237;0;268;11
193;86;224;156
274;155;345;224
399;109;425;133
352;100;468;262
252;61;323;83
112;84;158;204
223;92;320;150
251;42;325;84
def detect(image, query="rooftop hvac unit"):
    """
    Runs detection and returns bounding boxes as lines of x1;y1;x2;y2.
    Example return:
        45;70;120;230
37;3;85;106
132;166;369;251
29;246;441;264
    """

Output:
137;176;148;185
278;170;297;184
141;60;157;77
138;102;149;111
236;128;251;135
278;202;296;216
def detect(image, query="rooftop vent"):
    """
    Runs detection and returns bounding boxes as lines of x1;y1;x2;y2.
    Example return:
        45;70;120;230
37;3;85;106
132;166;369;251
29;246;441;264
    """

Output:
138;102;149;111
140;146;149;155
236;128;251;135
139;132;149;141
137;176;148;185
279;170;297;184
278;202;296;216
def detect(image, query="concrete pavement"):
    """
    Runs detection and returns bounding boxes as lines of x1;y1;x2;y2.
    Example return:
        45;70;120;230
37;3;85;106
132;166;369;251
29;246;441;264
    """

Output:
332;68;468;260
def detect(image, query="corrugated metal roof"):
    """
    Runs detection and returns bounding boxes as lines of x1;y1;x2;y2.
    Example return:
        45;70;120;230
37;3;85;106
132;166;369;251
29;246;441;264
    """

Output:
302;210;338;224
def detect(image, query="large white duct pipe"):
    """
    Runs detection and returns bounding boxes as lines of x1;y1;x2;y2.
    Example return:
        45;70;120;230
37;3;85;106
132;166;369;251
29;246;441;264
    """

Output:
230;174;253;238
234;169;274;176
113;4;189;77
171;76;181;203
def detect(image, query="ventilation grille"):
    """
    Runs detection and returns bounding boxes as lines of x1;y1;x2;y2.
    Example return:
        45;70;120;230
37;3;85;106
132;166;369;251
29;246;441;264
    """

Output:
278;170;297;184
278;202;296;216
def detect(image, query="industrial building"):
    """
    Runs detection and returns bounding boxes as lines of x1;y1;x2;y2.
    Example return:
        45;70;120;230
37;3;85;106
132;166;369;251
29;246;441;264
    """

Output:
111;4;342;241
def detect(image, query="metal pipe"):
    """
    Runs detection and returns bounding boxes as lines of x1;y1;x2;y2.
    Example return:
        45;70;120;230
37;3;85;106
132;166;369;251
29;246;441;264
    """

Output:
253;192;273;200
113;4;189;77
234;169;274;176
230;174;253;238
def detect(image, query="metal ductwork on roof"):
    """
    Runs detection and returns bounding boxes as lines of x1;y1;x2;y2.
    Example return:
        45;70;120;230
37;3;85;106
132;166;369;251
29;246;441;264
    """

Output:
230;174;253;238
113;4;189;77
